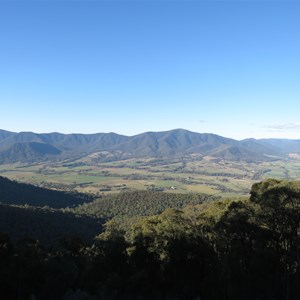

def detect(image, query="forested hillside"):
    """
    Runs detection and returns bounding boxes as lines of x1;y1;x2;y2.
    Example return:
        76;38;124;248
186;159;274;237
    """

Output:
1;128;298;163
73;190;217;219
0;176;93;208
0;204;102;245
0;179;299;299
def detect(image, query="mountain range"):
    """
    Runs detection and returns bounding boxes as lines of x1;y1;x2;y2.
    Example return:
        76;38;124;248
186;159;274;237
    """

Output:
0;128;299;163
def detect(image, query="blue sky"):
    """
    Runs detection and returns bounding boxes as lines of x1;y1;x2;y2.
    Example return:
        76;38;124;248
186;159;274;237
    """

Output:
1;0;300;140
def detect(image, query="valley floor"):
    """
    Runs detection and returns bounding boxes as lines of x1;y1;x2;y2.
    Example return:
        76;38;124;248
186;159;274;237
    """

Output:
1;156;300;197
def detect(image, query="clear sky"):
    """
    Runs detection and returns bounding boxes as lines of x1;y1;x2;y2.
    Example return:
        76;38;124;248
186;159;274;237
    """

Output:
1;0;300;140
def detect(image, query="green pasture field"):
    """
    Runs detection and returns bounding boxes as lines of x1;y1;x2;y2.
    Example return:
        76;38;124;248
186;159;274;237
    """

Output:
1;157;300;197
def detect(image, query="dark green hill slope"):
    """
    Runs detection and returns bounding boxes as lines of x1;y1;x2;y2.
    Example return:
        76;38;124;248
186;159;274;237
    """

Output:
0;204;102;245
0;176;93;208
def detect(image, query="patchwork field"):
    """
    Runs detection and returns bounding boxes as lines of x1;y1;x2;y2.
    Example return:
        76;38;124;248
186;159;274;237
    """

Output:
1;156;300;197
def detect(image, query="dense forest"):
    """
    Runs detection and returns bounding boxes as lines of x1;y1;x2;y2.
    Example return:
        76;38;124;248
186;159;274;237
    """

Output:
73;191;217;219
0;179;300;299
0;204;102;245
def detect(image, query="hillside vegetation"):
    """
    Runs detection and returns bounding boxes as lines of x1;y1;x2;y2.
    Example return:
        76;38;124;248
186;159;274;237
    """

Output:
0;179;299;299
0;176;93;208
73;190;217;219
0;204;102;245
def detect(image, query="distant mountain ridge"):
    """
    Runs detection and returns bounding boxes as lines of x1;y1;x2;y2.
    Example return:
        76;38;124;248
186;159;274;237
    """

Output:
0;128;299;163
